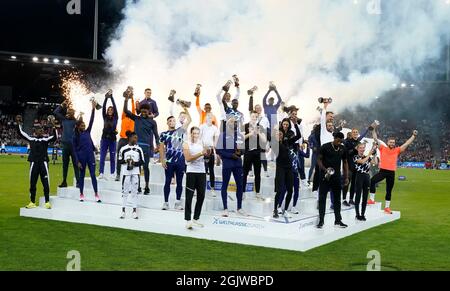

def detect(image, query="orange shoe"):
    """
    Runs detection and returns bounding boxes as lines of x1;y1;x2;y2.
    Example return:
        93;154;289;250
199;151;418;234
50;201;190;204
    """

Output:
367;199;375;205
384;207;393;214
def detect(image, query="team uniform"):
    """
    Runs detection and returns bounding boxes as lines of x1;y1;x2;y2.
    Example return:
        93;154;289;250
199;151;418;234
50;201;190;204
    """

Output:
342;128;369;203
118;144;145;219
99;94;118;178
17;124;57;208
184;141;206;227
124;100;159;193
317;142;348;227
242;122;265;199
273;128;301;217
216;128;245;216
199;123;219;194
353;154;373;219
116;96;135;180
160;127;186;209
73;108;100;202
53;105;80;187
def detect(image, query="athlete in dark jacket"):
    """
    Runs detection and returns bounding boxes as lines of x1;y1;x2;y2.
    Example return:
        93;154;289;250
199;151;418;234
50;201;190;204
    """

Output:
16;115;57;209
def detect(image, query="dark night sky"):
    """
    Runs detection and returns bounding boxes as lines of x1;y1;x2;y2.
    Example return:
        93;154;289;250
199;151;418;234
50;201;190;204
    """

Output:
0;0;126;59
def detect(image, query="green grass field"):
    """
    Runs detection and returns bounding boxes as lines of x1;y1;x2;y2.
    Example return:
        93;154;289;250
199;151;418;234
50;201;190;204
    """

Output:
0;154;449;271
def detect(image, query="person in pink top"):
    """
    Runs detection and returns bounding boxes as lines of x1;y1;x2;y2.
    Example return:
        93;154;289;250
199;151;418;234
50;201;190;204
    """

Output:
369;124;418;214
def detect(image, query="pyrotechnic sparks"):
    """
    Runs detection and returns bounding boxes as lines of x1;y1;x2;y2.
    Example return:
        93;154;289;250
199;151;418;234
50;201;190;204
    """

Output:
59;70;91;108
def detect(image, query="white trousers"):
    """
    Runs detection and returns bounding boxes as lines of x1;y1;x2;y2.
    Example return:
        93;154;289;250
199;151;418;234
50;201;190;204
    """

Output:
122;174;139;208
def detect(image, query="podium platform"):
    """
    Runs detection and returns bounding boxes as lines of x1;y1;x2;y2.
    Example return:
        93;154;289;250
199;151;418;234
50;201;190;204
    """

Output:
20;163;400;252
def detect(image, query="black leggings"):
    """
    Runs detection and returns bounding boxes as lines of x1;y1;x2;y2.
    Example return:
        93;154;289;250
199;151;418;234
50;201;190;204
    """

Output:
29;161;50;203
342;169;357;200
184;173;206;221
61;142;79;184
370;169;395;201
274;166;294;211
243;150;261;193
354;172;370;216
204;154;215;188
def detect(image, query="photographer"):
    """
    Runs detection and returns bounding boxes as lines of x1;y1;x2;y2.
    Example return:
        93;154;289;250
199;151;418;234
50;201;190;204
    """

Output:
118;131;145;219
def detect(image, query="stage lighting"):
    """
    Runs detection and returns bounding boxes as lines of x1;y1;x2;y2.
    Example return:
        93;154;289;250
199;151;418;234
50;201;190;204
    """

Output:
64;59;70;64
401;83;407;88
10;56;16;59
53;58;60;64
32;57;38;62
410;83;415;87
43;58;49;62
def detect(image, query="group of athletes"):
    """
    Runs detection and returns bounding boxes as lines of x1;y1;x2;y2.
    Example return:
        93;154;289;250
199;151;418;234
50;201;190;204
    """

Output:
17;75;418;229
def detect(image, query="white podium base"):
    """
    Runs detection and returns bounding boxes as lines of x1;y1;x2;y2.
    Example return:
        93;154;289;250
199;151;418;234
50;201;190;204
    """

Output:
19;163;401;252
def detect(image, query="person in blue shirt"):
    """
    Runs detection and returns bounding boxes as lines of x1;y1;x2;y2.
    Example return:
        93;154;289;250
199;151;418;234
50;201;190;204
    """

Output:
124;92;159;194
262;84;282;130
159;106;192;211
73;101;101;203
137;88;159;118
216;117;246;217
53;100;80;188
98;90;118;179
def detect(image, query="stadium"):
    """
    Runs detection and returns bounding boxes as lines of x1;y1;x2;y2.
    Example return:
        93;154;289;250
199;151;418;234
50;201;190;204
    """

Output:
0;0;449;277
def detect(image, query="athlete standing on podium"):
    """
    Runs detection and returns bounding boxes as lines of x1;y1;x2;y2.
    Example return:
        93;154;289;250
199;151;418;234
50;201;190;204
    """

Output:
123;88;160;195
159;101;192;211
73;100;101;203
98;90;118;180
118;131;145;220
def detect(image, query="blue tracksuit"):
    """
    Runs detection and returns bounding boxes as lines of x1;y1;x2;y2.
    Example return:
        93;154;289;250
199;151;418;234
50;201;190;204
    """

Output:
124;100;159;184
99;95;118;175
216;129;244;210
73;108;97;194
262;88;282;129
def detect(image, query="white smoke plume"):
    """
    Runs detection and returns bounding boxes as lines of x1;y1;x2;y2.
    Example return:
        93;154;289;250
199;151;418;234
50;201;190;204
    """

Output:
77;0;450;142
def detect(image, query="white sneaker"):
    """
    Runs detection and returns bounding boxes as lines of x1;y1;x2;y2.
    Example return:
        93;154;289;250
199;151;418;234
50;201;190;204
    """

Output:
283;210;292;218
162;202;169;210
186;220;193;230
193;220;204;228
291;206;299;214
98;173;104;180
120;211;125;219
222;209;229;217
210;189;217;197
132;211;138;219
174;200;184;210
255;193;263;200
277;207;283;214
237;209;248;216
265;171;270;178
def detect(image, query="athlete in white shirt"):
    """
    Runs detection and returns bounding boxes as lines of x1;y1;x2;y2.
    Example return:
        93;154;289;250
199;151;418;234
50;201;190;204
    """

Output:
118;131;145;219
199;113;220;197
